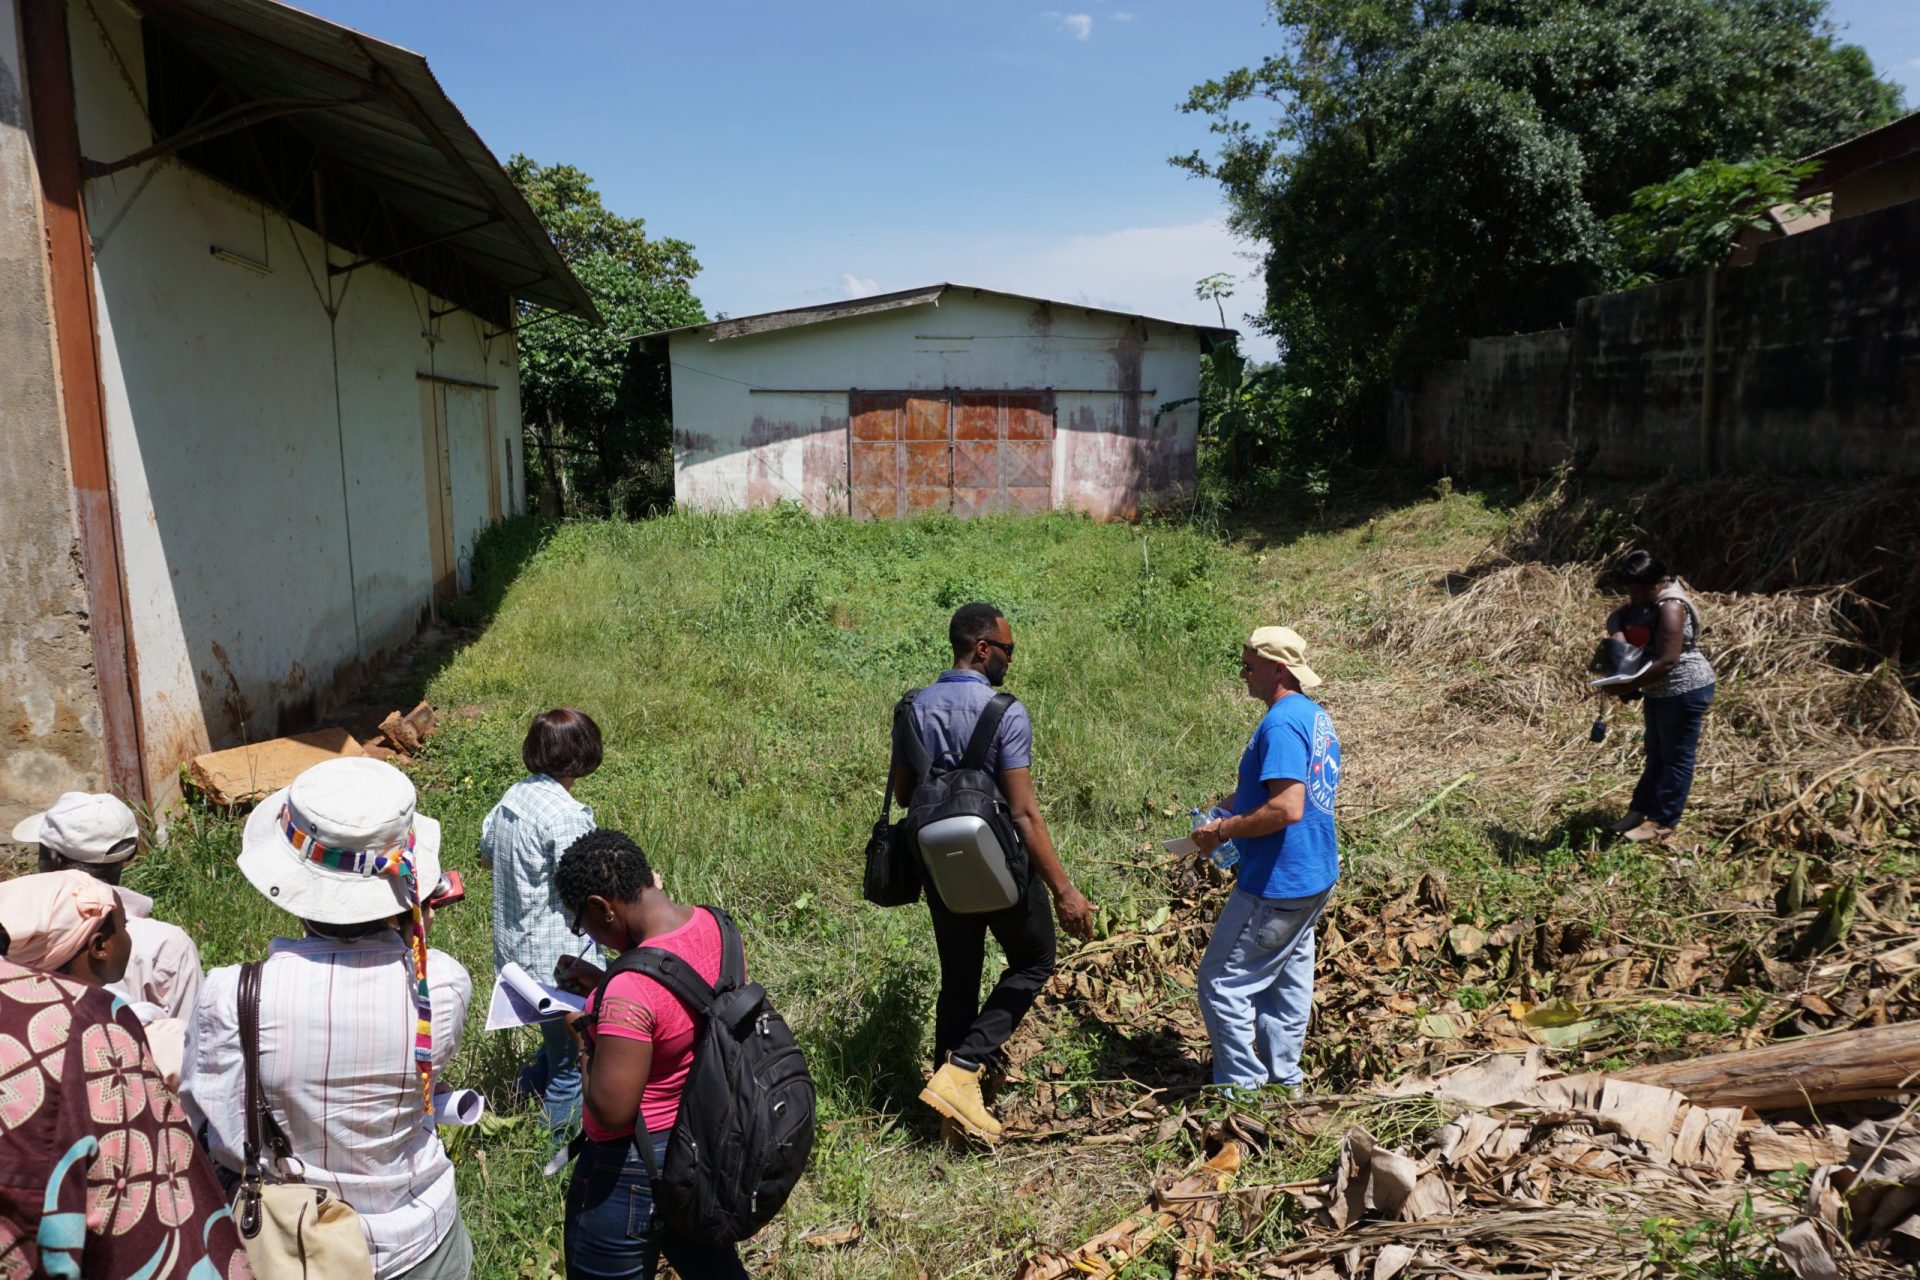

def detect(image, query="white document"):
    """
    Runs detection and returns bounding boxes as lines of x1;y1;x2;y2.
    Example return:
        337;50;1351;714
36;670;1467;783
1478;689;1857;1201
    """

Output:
1162;835;1201;856
1588;667;1650;689
485;961;586;1031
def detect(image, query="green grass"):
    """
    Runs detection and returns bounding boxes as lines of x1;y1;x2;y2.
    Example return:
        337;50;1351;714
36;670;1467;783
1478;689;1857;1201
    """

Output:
129;485;1839;1276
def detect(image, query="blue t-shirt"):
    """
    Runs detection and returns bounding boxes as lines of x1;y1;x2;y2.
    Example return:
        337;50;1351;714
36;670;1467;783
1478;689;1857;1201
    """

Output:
907;670;1033;774
1232;693;1341;899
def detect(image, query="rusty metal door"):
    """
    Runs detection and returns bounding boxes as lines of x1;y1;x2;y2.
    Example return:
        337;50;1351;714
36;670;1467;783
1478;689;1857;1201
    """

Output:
952;391;1055;516
849;391;1055;518
849;392;953;519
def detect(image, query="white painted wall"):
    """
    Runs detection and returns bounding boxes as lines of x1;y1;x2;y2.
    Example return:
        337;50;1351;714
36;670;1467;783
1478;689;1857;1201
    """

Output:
71;0;525;805
668;290;1204;520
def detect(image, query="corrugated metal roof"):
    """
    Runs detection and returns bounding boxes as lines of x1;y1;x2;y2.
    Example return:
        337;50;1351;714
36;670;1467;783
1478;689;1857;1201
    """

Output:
634;283;1238;346
125;0;595;320
1796;110;1920;198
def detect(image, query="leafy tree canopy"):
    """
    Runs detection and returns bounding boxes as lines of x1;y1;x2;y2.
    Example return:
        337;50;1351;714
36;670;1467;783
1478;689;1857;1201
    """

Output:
1175;0;1903;453
1609;156;1827;285
507;156;705;514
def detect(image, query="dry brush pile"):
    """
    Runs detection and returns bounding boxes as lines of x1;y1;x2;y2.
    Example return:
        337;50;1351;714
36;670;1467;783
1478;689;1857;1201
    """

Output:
987;479;1918;1278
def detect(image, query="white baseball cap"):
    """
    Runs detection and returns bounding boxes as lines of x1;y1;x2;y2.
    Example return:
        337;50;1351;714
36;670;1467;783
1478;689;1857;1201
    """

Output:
238;757;441;926
11;792;141;863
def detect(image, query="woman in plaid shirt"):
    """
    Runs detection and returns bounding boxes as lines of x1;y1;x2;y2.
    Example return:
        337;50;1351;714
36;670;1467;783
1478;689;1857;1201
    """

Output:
480;709;603;1134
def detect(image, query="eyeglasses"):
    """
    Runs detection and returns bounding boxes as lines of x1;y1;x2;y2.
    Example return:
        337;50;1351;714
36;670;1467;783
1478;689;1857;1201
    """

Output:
568;903;587;936
982;638;1014;657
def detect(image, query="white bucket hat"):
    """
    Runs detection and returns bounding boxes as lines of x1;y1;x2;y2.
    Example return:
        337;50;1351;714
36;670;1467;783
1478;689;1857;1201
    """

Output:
12;792;140;863
239;757;442;925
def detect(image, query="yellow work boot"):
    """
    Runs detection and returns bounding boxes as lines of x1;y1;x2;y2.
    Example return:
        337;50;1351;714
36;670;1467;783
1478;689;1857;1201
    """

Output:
919;1060;1002;1142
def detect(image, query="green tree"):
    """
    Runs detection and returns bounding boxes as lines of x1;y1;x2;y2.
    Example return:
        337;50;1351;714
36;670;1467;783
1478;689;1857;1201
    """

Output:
1175;0;1903;455
507;157;706;516
1608;156;1827;285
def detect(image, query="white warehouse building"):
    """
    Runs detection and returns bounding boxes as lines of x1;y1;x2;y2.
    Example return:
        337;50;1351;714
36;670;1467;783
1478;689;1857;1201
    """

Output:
1;0;593;824
643;284;1234;521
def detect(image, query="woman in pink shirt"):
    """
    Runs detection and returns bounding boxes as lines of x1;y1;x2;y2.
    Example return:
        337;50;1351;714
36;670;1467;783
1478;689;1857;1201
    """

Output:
555;830;749;1280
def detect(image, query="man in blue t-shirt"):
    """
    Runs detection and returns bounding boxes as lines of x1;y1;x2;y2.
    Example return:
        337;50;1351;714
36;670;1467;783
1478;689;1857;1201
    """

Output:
1192;625;1341;1089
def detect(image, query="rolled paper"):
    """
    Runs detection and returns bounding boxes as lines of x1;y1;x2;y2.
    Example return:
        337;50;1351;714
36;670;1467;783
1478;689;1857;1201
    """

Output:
431;1087;486;1127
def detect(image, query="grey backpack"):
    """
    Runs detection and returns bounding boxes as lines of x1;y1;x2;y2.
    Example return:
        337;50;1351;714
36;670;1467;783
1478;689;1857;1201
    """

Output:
899;692;1030;914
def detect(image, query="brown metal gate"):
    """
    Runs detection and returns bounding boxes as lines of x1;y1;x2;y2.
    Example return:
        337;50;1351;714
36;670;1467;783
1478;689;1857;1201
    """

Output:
848;390;1054;519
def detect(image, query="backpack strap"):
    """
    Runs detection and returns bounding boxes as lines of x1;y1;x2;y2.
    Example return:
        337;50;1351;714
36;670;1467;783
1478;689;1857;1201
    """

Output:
891;689;931;793
959;692;1017;773
587;907;738;1191
1654;588;1702;651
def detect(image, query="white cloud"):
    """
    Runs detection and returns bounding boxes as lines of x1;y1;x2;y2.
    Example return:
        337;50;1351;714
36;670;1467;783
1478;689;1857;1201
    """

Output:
963;217;1276;361
1111;10;1135;21
838;272;880;298
1045;11;1094;40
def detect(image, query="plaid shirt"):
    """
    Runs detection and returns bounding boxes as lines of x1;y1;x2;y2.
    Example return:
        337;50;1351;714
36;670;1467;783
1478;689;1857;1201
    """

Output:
480;774;595;980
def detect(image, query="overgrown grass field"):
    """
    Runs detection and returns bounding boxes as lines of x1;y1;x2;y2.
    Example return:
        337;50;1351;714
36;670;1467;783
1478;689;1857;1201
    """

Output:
136;484;1916;1276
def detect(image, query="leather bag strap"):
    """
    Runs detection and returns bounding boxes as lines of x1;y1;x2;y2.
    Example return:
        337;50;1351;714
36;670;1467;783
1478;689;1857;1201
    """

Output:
238;961;264;1176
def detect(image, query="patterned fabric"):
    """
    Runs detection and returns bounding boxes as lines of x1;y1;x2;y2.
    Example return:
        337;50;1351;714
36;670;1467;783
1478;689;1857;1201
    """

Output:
1645;587;1717;698
581;909;725;1142
479;775;594;981
182;934;470;1280
278;804;435;1120
0;959;250;1279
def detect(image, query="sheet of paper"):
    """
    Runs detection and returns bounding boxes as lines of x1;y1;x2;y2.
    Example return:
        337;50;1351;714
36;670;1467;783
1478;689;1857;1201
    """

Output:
485;961;586;1031
1162;835;1200;856
1589;670;1647;688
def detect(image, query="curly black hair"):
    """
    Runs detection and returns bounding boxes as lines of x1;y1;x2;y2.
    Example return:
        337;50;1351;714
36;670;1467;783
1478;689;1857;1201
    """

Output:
555;828;655;918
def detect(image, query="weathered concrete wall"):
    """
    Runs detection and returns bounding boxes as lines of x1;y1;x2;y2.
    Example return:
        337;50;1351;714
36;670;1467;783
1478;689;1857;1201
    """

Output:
670;290;1203;519
70;0;524;808
1392;331;1573;477
1394;198;1920;478
0;0;108;832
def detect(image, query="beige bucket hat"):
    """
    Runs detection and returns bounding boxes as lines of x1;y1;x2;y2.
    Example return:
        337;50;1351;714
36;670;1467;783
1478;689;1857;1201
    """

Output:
1247;625;1323;689
238;758;441;925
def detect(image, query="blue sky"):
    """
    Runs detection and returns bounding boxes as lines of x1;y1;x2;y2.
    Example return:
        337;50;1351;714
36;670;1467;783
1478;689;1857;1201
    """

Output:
305;1;1917;359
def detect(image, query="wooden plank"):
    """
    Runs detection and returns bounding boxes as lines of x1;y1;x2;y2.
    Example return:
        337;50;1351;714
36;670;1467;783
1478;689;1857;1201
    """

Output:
1619;1022;1920;1110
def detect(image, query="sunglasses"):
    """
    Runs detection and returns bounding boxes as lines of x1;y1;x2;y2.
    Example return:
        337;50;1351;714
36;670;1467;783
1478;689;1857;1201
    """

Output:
982;638;1014;657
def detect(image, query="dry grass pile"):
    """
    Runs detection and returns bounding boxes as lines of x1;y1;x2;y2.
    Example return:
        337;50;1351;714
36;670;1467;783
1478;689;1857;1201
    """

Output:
1503;472;1920;670
1321;552;1919;835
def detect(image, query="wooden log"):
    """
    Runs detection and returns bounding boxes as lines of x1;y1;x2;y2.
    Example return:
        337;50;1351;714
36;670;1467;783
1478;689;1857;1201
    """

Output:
1618;1022;1920;1111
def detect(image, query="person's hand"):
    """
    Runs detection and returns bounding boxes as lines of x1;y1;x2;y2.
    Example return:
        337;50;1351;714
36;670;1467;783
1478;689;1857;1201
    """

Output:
563;1009;591;1057
554;954;605;995
1192;820;1228;854
1054;886;1096;941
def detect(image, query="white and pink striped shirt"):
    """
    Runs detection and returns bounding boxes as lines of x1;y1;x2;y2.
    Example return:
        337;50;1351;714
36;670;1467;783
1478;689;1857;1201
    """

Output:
183;931;472;1278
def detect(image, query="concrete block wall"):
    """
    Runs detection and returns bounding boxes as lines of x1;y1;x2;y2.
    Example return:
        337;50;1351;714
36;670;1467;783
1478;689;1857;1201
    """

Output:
1393;198;1920;478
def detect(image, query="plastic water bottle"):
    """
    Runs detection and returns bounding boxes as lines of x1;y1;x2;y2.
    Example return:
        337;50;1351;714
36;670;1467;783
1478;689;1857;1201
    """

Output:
1191;807;1240;871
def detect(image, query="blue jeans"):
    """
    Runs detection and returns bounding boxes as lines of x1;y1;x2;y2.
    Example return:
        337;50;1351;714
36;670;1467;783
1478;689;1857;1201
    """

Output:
519;1018;583;1133
1197;887;1332;1088
564;1136;747;1280
1631;684;1715;826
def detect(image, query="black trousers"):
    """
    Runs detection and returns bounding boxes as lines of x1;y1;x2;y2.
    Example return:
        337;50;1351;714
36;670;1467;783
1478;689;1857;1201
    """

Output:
926;874;1057;1069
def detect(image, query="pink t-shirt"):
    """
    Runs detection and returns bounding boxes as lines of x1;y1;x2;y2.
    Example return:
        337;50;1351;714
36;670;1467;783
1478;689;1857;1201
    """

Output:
582;908;725;1141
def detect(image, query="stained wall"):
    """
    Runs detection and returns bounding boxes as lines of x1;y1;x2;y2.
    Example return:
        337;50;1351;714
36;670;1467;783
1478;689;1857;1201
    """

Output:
669;289;1205;520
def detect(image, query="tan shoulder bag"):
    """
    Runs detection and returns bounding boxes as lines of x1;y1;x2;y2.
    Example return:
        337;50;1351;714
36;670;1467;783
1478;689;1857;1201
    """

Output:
231;960;375;1280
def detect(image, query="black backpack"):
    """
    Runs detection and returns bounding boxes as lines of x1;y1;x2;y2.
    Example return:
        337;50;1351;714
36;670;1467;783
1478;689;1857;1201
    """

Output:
592;907;815;1245
899;691;1031;914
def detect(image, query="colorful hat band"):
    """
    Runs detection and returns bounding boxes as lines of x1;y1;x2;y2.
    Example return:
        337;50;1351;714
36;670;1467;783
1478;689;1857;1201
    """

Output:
277;800;437;1122
280;804;418;880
